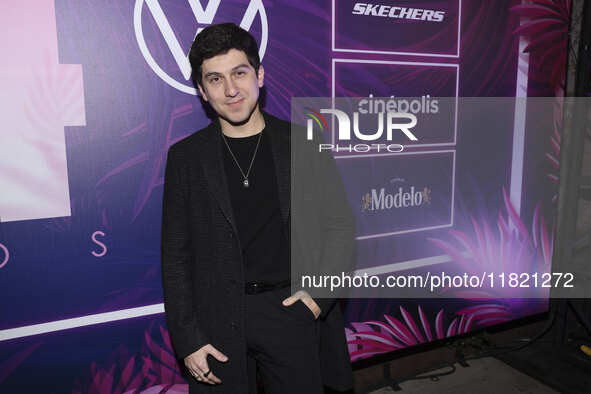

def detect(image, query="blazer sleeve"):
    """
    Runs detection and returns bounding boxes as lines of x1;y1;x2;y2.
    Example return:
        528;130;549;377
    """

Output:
161;146;210;360
294;127;356;319
316;137;356;318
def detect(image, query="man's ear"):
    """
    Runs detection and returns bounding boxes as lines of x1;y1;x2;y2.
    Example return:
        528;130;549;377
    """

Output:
197;83;208;102
257;65;264;88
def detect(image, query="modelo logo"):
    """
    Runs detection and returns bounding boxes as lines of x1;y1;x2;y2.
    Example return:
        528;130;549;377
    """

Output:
362;186;432;212
352;3;445;22
134;0;268;95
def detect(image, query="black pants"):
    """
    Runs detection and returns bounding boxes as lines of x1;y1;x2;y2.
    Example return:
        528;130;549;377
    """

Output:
245;286;324;394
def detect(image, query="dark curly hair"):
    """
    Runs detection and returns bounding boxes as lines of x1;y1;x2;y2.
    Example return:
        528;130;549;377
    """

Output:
189;23;260;89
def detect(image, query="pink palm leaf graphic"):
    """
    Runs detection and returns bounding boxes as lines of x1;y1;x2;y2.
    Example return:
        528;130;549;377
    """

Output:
346;305;476;361
510;0;571;93
426;187;554;325
426;187;553;300
72;323;188;393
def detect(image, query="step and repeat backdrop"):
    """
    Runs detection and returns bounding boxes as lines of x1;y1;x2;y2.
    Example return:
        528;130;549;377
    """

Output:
0;0;568;392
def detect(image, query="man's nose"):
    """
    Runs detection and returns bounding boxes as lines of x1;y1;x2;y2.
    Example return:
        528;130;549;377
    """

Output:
224;78;239;97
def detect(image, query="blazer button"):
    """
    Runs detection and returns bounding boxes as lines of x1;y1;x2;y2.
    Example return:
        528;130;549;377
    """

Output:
230;322;238;330
228;231;234;238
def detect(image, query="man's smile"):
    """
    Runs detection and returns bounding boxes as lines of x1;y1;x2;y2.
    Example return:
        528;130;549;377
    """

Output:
227;97;245;106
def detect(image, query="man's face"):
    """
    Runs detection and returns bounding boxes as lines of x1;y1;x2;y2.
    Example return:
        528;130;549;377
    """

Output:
198;48;264;124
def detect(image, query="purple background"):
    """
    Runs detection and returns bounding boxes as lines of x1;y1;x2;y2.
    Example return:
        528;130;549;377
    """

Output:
0;0;567;391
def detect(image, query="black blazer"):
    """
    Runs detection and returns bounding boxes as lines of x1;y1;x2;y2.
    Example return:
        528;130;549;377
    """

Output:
161;110;355;393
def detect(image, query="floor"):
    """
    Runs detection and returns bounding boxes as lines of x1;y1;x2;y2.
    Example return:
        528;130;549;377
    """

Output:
355;308;591;394
367;357;558;394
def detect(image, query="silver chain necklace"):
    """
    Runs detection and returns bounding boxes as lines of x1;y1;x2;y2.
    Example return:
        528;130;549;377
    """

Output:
222;130;263;188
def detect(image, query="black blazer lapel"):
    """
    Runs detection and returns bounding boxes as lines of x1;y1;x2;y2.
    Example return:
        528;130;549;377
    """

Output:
197;118;240;236
262;111;291;228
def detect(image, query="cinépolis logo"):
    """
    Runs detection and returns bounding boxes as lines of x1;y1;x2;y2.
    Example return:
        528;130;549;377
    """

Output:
361;180;432;212
304;95;438;152
304;95;439;153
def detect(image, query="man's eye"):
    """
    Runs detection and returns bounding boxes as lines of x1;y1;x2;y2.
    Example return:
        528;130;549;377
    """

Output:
236;71;245;76
210;77;220;83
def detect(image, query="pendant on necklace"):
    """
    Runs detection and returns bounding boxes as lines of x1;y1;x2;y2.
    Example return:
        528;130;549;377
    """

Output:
243;179;249;188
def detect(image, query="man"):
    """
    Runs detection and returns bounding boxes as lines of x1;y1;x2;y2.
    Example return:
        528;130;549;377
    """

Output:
161;23;355;394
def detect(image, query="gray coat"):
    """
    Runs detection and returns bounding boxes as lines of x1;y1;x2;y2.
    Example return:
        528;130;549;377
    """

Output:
161;110;355;393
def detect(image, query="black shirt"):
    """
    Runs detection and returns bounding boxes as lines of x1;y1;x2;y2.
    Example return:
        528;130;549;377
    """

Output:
221;129;289;283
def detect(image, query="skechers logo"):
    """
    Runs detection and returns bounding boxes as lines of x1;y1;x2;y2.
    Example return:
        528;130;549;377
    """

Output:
352;3;445;22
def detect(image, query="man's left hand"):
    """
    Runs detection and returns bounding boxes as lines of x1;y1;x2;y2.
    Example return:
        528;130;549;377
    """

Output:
282;290;321;319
